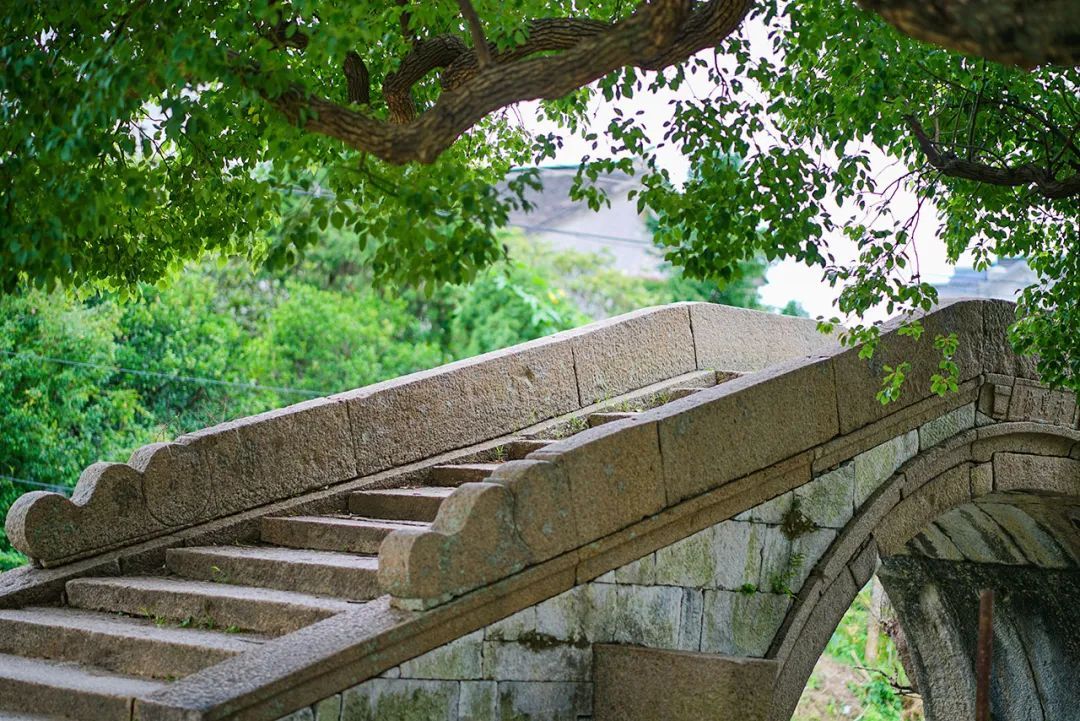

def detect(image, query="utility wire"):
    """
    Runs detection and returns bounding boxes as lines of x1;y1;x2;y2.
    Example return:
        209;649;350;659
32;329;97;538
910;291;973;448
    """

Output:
0;474;72;496
505;223;656;248
0;350;328;398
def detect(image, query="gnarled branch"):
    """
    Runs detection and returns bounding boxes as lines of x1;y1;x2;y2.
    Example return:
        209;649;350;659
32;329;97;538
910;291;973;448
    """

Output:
270;0;751;164
905;115;1080;199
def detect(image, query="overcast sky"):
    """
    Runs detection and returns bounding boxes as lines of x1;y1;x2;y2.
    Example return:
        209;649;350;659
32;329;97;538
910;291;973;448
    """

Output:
515;21;974;322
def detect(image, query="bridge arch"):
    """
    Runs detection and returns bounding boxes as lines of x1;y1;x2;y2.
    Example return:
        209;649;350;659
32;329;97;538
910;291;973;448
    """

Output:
768;424;1080;721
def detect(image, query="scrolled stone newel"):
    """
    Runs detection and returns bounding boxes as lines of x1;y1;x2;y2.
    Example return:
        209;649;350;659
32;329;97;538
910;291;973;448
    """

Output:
6;396;358;567
377;481;532;608
5;440;223;566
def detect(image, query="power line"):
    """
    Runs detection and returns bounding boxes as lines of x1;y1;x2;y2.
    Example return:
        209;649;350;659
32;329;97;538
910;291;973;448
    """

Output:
507;223;656;248
0;350;328;398
0;474;72;496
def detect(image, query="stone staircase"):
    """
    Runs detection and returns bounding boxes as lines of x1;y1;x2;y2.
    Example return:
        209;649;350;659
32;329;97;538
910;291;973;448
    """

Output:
0;395;718;720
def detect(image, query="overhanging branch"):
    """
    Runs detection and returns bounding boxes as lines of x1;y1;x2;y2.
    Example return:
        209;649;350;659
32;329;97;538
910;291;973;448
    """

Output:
268;0;751;164
905;115;1080;200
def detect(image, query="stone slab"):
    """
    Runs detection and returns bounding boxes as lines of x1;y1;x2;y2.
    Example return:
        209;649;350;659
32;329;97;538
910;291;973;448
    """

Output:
689;303;837;373
653;354;838;505
832;300;984;435
570;304;696;405
594;645;777;721
337;340;579;476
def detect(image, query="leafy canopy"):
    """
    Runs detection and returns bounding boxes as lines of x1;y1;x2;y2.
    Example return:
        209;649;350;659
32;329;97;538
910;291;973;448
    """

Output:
2;0;1078;383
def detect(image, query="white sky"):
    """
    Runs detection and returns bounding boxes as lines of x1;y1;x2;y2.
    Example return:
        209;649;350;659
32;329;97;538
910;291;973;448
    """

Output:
514;19;974;322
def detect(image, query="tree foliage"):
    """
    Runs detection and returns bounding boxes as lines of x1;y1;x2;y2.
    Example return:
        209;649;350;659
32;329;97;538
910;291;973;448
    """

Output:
2;0;1078;385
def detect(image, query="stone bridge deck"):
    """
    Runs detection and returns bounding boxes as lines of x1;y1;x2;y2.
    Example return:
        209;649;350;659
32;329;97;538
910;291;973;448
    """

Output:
1;300;1078;721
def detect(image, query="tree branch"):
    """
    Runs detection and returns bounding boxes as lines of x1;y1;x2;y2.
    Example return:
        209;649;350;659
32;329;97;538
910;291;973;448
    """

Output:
383;35;469;124
268;0;751;164
343;51;370;105
456;0;492;68
905;115;1080;199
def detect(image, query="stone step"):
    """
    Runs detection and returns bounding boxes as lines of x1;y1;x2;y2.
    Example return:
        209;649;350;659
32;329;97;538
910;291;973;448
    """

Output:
261;515;425;556
669;386;710;400
0;607;263;679
166;545;381;600
0;653;164;720
428;463;501;487
347;487;454;522
588;411;638;427
505;438;556;460
0;713;68;721
66;575;354;636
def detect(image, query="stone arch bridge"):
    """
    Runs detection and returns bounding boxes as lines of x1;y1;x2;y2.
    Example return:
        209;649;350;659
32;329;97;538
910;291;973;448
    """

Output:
1;300;1078;721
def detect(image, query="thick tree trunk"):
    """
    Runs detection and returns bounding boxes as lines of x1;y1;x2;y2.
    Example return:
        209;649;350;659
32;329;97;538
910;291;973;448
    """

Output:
859;0;1080;68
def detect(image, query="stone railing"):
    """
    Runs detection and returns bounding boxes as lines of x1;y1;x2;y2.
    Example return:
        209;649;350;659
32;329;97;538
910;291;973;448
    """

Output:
377;299;1040;607
4;303;832;568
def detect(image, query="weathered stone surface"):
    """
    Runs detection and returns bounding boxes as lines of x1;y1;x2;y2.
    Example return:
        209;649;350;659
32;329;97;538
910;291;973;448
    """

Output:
0;651;165;720
6;396;357;567
970;462;993;497
919;403;976;450
653;527;720;588
457;681;496;720
341;679;459;721
482;641;591;682
277;707;315;721
378;483;530;604
909;523;964;561
833;300;984;434
654;355;838;504
594;645;777;721
993;453;1080;495
982;299;1040;379
976;503;1073;568
496;680;592;721
770;569;858;721
167;545;380;599
700;590;791;657
853;431;918;508
65;575;351;636
1007;378;1077;425
734;491;792;524
795;464;855;529
704;524;756;591
875;464;972;555
531;421;665;543
689;302;836;373
930;507;1009;563
0;606;262;679
571;304;695;405
677;588;705;651
398;631;483;680
611;553;657;585
177;397;357;521
339;341;578;476
489;460;579;562
313;694;342;721
972;422;1079;462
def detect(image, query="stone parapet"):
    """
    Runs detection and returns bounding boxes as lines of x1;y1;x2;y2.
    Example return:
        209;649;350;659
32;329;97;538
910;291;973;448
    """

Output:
377;299;1074;607
4;303;831;568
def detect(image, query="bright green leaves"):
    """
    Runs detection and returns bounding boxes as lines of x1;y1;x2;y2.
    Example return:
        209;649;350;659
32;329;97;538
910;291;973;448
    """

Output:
875;361;910;405
931;332;960;396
